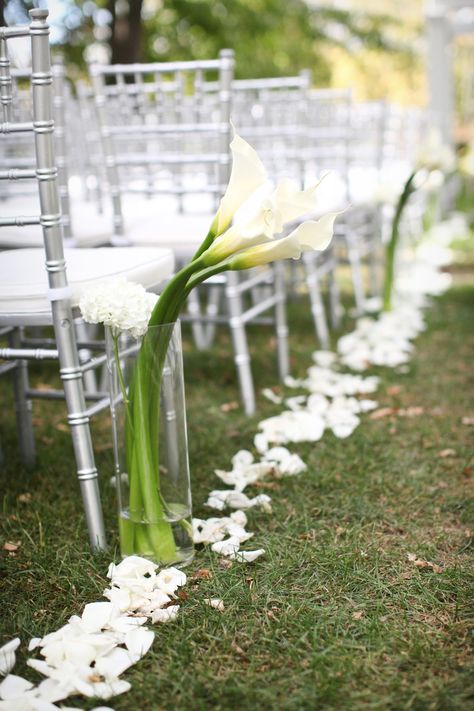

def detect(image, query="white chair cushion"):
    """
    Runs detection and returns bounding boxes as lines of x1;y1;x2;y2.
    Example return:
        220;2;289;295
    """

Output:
122;211;215;256
0;247;174;324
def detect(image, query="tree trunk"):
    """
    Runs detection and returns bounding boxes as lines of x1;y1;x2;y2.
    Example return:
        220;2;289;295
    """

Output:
109;0;144;64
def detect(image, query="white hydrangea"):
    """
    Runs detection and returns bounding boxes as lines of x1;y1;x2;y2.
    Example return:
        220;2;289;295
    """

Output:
79;277;158;339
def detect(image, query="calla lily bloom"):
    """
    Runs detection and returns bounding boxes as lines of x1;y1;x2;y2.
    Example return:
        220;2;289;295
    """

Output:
415;127;456;174
227;212;340;270
202;179;334;267
215;129;267;234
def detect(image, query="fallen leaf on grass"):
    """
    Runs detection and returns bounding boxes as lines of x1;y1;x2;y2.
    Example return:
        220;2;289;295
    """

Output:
192;568;213;580
54;422;69;433
17;493;32;503
231;641;248;658
352;611;364;620
407;552;443;573
462;416;474;426
386;385;402;396
369;407;395;420
437;449;456;458
266;607;279;621
298;529;317;541
220;401;239;413
3;541;21;552
253;480;280;490
398;407;424;417
218;558;233;570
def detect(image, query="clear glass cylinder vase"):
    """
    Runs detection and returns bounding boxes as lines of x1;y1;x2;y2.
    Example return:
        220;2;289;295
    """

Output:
106;320;194;566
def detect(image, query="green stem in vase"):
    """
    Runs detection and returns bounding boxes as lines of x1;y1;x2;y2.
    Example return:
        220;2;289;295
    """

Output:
120;249;227;561
383;171;417;312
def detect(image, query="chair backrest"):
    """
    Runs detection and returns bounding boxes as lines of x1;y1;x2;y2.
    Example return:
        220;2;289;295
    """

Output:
306;87;353;200
89;52;235;239
0;10;75;318
0;57;72;239
230;73;310;185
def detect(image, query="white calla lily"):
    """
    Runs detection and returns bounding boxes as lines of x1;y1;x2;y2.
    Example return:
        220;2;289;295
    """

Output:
204;177;330;266
216;129;267;234
227;210;339;270
415;127;456;174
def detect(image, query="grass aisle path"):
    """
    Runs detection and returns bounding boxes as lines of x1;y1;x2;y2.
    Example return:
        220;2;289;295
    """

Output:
1;281;473;710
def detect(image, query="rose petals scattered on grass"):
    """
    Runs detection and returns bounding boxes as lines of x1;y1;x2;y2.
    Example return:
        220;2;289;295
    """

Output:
204;599;225;612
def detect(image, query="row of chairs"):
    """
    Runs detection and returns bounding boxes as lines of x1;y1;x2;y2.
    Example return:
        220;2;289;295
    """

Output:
0;11;428;549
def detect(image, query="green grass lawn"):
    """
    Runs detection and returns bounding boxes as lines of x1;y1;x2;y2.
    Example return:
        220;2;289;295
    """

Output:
1;272;473;710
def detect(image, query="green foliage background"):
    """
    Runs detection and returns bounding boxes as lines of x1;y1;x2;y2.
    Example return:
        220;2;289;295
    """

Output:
4;0;423;101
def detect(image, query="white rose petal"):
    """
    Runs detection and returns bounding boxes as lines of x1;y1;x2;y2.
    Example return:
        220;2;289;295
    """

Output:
0;638;21;677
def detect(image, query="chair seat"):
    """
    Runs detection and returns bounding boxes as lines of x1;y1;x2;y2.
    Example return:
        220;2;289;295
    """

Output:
0;247;175;325
113;195;215;259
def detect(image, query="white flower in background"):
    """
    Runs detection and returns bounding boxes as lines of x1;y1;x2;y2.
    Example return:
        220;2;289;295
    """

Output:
230;549;265;563
0;674;34;701
192;511;251;545
211;537;241;556
415;127;456;174
262;447;307;476
258;410;326;445
0;638;20;676
261;388;283;404
151;606;180;624
372;177;406;205
155;567;186;596
214;460;274;492
79;277;157;339
206;490;272;512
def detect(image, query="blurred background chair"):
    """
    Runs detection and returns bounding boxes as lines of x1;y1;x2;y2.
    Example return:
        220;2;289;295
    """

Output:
86;53;289;415
0;9;175;549
229;74;343;348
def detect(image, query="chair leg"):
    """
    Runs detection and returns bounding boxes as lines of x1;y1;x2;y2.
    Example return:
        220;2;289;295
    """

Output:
347;236;366;315
304;255;330;349
74;318;98;393
66;402;107;550
57;329;107;549
328;264;341;330
273;262;289;380
202;284;221;348
187;290;209;350
9;329;36;469
368;245;380;298
225;272;256;416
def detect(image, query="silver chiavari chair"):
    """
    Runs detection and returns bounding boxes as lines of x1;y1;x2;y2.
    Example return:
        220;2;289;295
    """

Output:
88;54;289;415
0;9;176;548
306;93;386;315
230;75;342;348
0;58;112;249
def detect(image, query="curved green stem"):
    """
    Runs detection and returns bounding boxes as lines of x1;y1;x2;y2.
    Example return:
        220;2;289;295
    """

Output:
382;171;417;312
